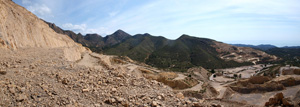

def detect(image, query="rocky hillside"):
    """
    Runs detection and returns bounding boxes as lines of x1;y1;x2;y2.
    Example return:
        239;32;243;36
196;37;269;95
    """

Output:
232;44;300;66
46;22;130;52
231;44;277;51
46;22;278;71
213;42;278;64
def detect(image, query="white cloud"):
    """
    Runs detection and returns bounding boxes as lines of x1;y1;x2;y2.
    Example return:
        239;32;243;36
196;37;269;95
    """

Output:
62;23;87;33
27;4;52;17
62;23;114;36
20;0;53;19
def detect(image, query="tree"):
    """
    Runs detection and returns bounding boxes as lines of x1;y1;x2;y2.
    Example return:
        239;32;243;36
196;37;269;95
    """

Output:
239;74;242;78
211;69;215;73
233;74;238;78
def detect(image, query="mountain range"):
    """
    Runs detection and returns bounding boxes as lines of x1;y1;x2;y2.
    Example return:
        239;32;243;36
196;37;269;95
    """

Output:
231;44;277;51
46;22;278;71
1;0;299;106
232;44;300;50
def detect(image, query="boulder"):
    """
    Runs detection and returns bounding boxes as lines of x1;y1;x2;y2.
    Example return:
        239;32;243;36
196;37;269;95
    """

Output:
265;92;294;106
176;92;184;99
0;69;6;75
282;98;293;106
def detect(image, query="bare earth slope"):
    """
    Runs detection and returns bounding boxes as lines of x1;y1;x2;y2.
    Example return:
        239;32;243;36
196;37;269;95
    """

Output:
0;0;86;61
0;48;189;106
213;41;278;64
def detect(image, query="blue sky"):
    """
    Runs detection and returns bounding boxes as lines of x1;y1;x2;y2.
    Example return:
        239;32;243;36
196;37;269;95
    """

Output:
13;0;300;46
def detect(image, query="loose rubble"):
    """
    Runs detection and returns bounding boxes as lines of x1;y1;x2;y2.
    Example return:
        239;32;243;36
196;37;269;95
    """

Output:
0;48;191;106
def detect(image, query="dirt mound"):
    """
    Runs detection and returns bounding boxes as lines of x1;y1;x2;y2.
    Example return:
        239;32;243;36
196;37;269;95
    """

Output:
248;76;271;84
230;76;300;94
230;81;284;94
187;67;211;82
279;77;300;87
230;76;285;94
157;77;198;90
282;68;300;75
142;71;199;90
180;83;219;99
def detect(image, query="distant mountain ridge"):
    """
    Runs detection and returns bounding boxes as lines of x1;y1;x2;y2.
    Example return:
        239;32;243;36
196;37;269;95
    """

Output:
231;44;277;50
46;22;278;71
45;21;131;52
232;44;300;66
232;44;300;50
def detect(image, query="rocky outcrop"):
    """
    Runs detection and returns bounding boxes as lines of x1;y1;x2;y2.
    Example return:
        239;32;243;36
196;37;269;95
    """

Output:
265;92;294;106
0;0;87;61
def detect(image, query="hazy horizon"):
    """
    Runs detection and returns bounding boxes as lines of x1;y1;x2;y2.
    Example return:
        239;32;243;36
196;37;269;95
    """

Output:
13;0;300;47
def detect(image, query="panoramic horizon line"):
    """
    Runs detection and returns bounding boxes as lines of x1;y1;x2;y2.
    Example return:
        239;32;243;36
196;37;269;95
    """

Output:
50;21;298;48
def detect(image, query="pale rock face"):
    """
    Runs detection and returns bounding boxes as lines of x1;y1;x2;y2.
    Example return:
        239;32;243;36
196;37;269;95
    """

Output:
0;0;88;61
63;45;90;61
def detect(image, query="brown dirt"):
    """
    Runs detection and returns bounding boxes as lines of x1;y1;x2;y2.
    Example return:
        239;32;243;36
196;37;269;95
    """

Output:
0;48;191;106
248;76;271;84
282;68;300;75
230;76;285;94
142;71;199;90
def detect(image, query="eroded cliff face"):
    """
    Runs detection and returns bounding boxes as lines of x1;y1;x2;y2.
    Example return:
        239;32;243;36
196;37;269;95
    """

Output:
0;0;87;61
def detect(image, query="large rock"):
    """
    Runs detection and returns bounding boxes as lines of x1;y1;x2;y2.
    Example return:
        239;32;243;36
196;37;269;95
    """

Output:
282;98;293;106
0;69;6;75
265;92;295;106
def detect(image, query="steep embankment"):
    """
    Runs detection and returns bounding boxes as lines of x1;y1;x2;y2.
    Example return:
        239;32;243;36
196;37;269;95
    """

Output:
0;0;86;61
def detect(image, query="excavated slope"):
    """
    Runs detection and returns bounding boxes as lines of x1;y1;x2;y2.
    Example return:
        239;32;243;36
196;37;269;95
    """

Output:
0;0;87;61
